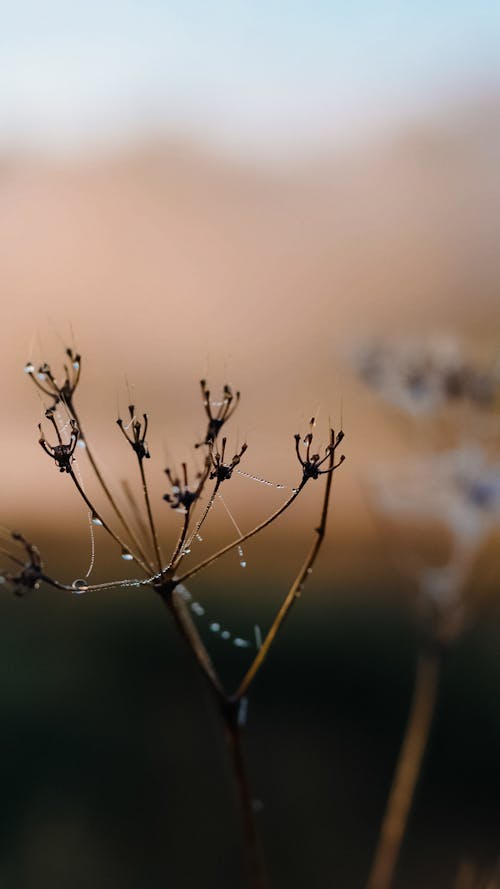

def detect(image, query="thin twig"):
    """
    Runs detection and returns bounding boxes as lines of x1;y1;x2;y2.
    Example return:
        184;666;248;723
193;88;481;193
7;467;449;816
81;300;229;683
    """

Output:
138;458;163;577
223;712;268;889
235;432;335;699
71;404;152;568
366;647;441;889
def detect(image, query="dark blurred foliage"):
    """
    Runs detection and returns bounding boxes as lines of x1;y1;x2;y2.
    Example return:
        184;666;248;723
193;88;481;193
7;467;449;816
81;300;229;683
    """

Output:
1;565;500;889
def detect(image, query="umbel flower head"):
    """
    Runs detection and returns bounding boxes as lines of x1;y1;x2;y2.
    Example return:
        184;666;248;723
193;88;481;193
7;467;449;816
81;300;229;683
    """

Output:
196;380;240;446
25;348;82;409
353;336;499;415
38;409;79;473
0;532;44;595
370;444;500;641
116;405;150;460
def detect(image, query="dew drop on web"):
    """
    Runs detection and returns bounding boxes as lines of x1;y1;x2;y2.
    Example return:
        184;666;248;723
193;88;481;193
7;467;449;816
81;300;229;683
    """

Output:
221;630;231;640
237;545;246;568
121;549;134;561
210;622;220;632
191;602;205;616
24;362;34;374
91;513;103;526
72;578;88;595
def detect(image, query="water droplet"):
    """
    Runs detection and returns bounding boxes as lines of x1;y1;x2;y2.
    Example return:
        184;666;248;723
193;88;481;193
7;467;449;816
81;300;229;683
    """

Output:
254;625;263;649
234;637;250;648
121;550;133;561
276;484;285;489
221;630;231;640
91;513;103;526
172;485;180;494
196;534;203;542
72;361;80;370
182;547;191;555
237;696;248;727
191;602;205;616
306;567;312;575
77;439;86;449
72;578;88;595
0;575;5;584
176;584;192;601
292;488;298;494
37;372;47;381
240;561;247;568
210;622;220;632
24;362;34;374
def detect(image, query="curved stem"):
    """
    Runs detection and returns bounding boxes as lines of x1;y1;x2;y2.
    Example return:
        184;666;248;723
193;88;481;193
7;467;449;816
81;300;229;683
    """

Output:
235;445;335;699
366;647;441;889
71;404;151;568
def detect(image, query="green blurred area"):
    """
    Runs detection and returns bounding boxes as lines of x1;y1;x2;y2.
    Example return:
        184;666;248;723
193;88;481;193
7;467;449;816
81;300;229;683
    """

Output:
1;565;500;889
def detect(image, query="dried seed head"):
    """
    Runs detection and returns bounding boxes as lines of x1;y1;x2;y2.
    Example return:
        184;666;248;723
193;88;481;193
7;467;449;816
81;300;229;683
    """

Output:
0;532;43;595
209;438;248;482
164;463;203;511
25;347;82;409
196;380;240;447
38;410;79;473
116;405;150;460
294;423;345;481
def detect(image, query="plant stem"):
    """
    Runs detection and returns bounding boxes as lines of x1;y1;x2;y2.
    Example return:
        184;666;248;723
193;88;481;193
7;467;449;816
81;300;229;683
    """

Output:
71;404;151;568
223;710;268;889
236;439;336;699
137;458;163;576
366;647;441;889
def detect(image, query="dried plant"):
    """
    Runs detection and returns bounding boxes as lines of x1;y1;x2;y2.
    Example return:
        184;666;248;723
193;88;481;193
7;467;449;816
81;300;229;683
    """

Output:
1;348;345;889
353;335;500;889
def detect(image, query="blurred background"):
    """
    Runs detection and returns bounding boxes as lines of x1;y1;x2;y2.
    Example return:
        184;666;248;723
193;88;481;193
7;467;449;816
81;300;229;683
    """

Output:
1;2;500;887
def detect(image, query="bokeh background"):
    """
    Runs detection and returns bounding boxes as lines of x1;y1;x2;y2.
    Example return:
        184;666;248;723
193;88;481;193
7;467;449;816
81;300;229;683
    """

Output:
1;3;500;887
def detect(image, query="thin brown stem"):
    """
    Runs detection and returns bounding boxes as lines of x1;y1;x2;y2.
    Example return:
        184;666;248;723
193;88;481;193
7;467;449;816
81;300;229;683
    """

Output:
174;481;305;588
159;585;225;698
70;404;151;567
235;443;335;699
137;458;163;577
171;478;221;573
223;713;268;889
168;509;192;570
366;648;441;889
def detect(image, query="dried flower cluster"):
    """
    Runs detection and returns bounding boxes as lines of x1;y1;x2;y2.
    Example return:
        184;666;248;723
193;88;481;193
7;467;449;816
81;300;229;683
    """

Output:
2;345;345;889
355;335;500;642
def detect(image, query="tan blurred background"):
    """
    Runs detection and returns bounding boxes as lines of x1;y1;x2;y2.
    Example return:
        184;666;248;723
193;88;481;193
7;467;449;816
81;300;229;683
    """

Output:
1;3;500;582
1;6;500;887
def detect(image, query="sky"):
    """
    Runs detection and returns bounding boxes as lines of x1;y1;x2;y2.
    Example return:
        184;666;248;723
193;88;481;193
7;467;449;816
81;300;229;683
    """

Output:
1;1;499;156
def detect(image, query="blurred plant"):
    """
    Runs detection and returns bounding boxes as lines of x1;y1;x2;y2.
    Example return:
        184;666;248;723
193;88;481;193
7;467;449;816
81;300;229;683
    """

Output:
353;336;500;889
1;349;345;889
